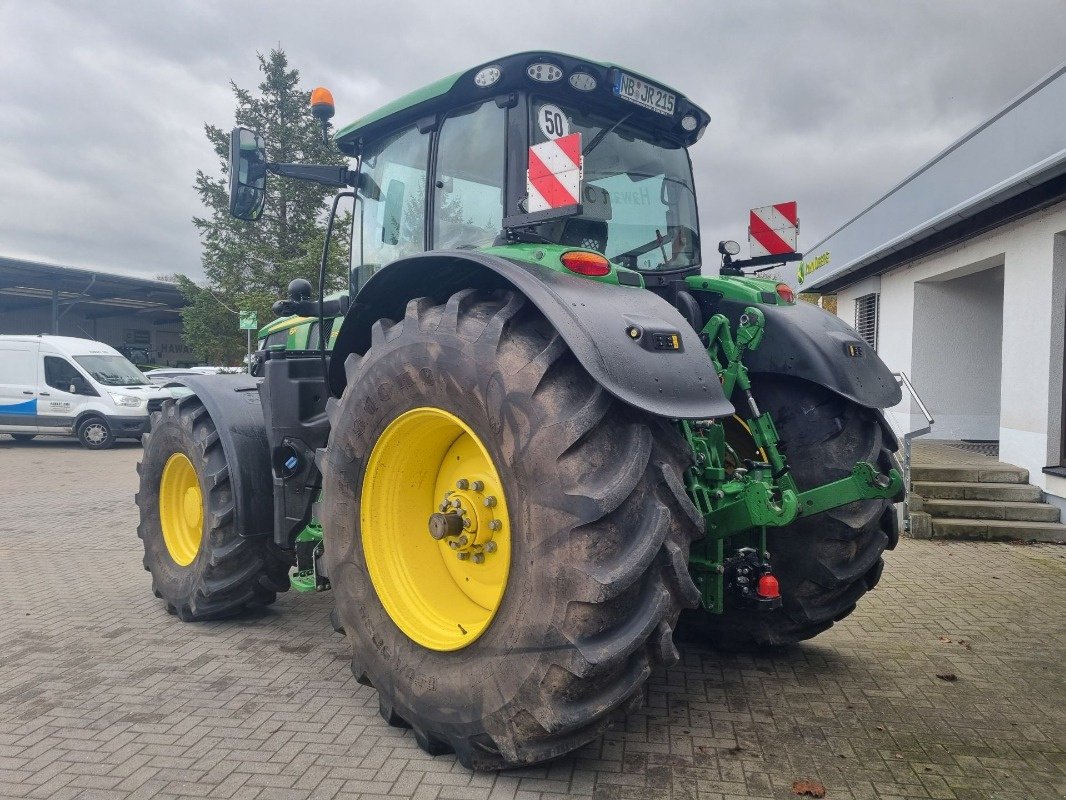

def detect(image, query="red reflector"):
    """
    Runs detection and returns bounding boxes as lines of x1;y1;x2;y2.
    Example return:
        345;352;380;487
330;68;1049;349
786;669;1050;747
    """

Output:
757;574;780;599
776;283;795;304
561;250;611;277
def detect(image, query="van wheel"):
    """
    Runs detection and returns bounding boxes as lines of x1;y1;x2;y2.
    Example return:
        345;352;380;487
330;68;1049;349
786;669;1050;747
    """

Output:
10;434;36;442
78;416;114;450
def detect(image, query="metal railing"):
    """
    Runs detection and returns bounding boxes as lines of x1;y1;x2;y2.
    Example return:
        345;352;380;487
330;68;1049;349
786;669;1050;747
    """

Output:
892;371;934;528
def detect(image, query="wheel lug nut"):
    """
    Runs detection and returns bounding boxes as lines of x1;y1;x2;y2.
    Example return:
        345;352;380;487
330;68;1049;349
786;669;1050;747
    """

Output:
457;535;469;547
488;519;502;531
456;479;469;490
452;499;462;509
438;502;449;512
471;480;484;492
472;553;485;564
456;552;469;561
449;540;460;550
483;496;497;507
484;541;497;553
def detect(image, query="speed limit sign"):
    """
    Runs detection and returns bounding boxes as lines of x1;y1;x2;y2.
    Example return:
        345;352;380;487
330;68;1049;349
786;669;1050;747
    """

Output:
536;104;570;140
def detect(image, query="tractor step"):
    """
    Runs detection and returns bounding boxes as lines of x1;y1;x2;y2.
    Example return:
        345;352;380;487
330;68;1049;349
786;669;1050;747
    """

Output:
923;498;1061;522
930;517;1066;544
911;480;1043;502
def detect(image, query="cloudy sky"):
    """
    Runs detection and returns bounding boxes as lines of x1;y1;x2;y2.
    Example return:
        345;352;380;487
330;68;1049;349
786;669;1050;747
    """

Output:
1;1;1063;281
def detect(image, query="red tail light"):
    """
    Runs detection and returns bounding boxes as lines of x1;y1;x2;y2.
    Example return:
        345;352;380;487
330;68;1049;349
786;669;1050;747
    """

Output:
561;251;611;277
757;574;781;599
776;283;795;304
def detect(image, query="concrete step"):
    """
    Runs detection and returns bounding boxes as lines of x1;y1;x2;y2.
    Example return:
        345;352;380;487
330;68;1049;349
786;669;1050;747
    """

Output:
910;464;1029;484
923;498;1061;522
930;518;1066;544
912;480;1043;502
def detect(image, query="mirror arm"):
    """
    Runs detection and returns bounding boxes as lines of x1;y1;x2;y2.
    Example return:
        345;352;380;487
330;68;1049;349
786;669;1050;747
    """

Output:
266;162;357;188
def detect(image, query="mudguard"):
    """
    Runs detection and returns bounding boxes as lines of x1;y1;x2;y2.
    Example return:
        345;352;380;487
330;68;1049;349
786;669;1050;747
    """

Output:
170;373;274;538
717;298;902;409
330;250;734;420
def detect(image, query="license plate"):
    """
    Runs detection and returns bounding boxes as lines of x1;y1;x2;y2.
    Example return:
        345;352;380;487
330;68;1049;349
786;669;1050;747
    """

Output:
613;71;676;116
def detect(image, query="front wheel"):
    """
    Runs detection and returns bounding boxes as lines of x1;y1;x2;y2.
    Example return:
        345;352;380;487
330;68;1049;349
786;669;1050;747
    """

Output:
135;396;291;620
321;289;703;769
78;416;113;449
680;376;900;648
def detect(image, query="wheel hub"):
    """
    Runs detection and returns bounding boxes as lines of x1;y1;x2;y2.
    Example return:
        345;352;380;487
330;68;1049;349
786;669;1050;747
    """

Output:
427;481;503;564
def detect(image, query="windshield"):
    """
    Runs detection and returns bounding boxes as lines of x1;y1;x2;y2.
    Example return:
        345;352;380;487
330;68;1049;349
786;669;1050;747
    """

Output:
73;355;150;386
530;100;700;272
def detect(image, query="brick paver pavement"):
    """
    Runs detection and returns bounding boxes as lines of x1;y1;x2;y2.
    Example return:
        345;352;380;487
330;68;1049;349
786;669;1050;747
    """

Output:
1;436;1063;800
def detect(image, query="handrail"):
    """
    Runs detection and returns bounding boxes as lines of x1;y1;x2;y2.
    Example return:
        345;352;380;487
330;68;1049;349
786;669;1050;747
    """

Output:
892;371;934;531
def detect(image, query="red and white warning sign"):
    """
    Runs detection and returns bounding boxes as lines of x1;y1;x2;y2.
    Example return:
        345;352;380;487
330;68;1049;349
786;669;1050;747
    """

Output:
749;202;799;257
526;132;582;213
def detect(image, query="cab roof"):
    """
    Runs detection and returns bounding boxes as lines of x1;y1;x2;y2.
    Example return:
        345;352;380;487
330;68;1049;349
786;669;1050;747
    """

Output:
334;51;711;154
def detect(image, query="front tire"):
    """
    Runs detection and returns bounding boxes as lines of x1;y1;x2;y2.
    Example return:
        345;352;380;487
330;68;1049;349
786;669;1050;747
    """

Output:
321;289;702;769
78;416;113;449
681;377;900;648
135;396;291;620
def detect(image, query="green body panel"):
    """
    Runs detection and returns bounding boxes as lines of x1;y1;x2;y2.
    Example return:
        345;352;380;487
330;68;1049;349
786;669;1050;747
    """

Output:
257;292;348;350
686;274;791;305
480;243;646;288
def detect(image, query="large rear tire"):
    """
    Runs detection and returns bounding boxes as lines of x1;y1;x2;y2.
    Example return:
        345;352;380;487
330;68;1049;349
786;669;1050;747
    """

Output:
321;289;703;769
136;395;292;621
680;376;900;648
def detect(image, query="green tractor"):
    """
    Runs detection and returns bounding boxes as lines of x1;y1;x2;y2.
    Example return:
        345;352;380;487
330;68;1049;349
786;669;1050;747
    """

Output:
136;52;903;769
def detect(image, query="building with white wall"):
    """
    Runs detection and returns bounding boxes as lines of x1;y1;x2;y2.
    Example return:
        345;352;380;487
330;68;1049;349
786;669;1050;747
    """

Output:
801;64;1066;510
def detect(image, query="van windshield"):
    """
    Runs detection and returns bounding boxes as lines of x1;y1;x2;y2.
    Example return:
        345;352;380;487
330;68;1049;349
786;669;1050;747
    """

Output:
73;355;150;386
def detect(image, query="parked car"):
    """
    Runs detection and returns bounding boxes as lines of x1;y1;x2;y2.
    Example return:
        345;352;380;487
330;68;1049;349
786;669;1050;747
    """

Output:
0;335;171;449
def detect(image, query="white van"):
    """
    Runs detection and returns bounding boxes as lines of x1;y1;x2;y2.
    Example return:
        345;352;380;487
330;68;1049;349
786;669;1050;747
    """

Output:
0;335;171;449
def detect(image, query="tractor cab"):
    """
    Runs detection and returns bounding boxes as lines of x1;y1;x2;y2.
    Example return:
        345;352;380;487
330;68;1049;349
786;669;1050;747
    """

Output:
334;52;710;292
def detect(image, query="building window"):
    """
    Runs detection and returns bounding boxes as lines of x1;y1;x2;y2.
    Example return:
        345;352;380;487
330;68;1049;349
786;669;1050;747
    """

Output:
854;293;879;350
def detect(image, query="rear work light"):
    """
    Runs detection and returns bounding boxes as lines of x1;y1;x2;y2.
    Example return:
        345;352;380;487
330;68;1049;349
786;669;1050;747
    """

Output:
776;283;796;304
561;250;611;277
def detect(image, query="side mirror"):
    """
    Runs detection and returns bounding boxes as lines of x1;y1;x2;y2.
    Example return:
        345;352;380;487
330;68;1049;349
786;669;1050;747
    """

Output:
229;127;267;221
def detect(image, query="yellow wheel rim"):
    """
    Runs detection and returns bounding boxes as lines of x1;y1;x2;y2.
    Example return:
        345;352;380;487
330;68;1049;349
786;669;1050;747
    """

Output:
160;452;204;566
361;407;511;651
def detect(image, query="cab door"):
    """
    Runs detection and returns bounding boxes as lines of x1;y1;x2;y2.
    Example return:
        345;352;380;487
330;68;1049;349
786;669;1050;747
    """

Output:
0;341;40;433
37;355;92;434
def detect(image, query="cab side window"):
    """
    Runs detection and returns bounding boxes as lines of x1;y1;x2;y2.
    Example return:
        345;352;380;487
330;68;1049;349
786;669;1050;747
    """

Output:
44;356;85;393
353;126;430;291
432;101;506;250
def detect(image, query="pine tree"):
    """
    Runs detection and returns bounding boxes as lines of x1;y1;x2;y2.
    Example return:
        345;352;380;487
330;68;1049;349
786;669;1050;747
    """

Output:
183;48;350;364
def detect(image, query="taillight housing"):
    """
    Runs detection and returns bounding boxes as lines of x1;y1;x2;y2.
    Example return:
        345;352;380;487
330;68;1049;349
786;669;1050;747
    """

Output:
561;250;611;277
776;283;796;304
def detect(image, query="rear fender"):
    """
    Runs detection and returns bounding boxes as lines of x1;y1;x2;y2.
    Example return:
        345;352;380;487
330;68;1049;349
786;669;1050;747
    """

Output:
168;374;274;539
330;250;733;420
715;298;902;409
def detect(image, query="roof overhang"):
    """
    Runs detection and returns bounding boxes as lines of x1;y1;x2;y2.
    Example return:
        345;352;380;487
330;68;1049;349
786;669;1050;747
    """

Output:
802;63;1066;293
0;256;186;324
